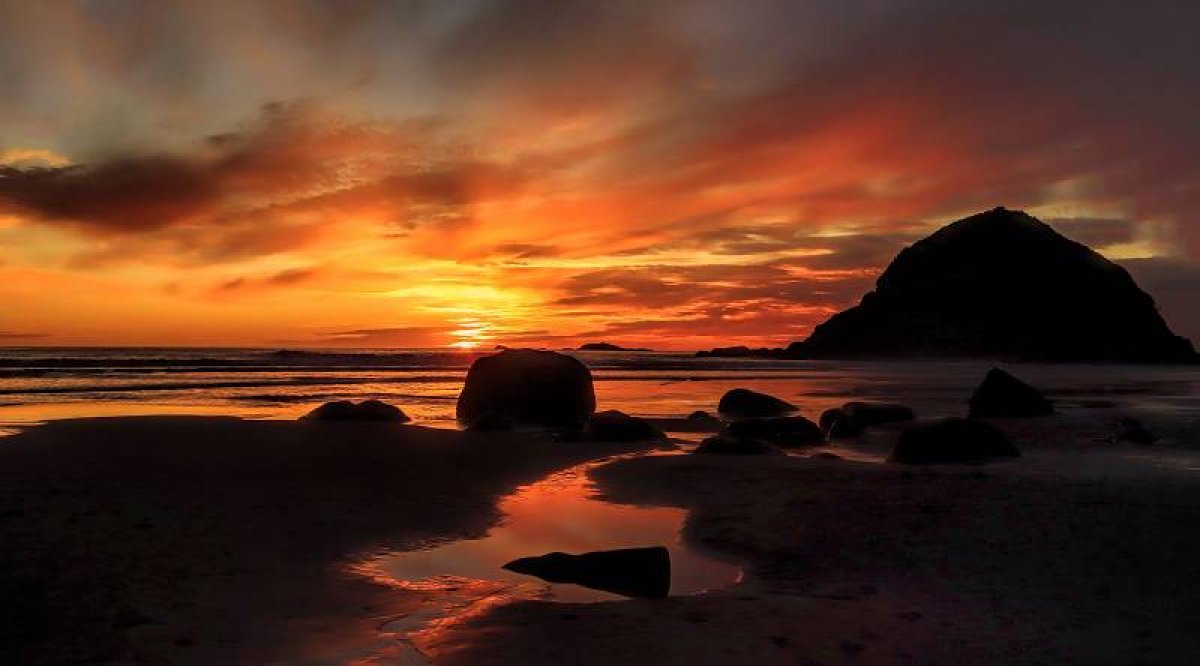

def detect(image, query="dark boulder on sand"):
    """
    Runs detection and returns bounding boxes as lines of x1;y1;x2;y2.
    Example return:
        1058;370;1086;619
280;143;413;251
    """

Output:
783;207;1198;363
968;368;1053;418
503;546;671;598
724;416;823;447
456;349;596;431
302;400;410;422
890;418;1019;464
717;388;797;419
585;410;665;442
820;401;916;438
693;435;784;456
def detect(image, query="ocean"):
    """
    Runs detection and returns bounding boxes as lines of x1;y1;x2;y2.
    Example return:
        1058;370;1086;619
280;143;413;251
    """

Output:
2;347;1199;436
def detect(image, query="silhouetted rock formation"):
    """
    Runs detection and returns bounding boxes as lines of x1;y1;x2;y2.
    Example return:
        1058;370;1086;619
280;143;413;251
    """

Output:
968;368;1053;418
456;349;596;431
585;410;666;441
1114;417;1156;445
717;388;797;419
578;342;651;352
890;418;1019;464
693;436;784;456
820;401;916;438
724;416;823;447
503;546;671;598
704;207;1197;362
302;400;410;422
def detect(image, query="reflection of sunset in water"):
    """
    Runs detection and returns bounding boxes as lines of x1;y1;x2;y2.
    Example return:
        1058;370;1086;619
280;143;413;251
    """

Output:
366;456;741;604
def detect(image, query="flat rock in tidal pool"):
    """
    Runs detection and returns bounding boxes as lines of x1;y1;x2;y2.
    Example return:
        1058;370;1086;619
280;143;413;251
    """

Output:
968;368;1053;418
693;435;784;456
717;388;797;419
820;401;916;438
890;418;1019;464
723;416;823;447
503;546;671;598
302;400;410;422
585;410;666;442
456;349;596;431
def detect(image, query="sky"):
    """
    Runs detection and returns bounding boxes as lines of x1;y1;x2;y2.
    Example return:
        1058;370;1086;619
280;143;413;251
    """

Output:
1;0;1199;350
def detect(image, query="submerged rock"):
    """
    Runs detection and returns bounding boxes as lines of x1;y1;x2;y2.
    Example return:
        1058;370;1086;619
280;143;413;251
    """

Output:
785;207;1198;363
585;410;665;442
503;546;671;598
724;416;823;447
968;368;1053;418
717;388;797;419
456;349;596;431
302;400;410;422
890;418;1019;464
693;436;784;456
821;401;916;438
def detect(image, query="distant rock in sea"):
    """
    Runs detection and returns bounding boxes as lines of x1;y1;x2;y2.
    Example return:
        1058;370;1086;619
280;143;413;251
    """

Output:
578;342;652;352
701;207;1198;363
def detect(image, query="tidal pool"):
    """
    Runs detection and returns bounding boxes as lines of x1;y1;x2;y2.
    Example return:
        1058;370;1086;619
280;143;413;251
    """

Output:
367;453;742;603
348;453;742;663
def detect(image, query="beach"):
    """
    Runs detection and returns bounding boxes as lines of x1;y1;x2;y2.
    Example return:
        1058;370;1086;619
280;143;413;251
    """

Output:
2;358;1200;664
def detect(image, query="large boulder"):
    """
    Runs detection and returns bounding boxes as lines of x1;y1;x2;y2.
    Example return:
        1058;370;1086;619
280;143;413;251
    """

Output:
968;368;1053;418
585;410;665;442
724;416;823;447
302;399;410;422
717;388;797;419
456;350;596;431
890;418;1019;464
821;401;916;438
503;546;670;598
693;436;784;456
784;207;1198;363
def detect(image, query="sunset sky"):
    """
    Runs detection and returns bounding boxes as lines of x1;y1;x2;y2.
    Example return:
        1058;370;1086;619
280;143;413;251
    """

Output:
2;1;1198;350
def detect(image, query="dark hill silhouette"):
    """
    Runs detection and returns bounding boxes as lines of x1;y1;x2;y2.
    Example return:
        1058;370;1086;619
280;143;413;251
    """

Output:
717;207;1197;363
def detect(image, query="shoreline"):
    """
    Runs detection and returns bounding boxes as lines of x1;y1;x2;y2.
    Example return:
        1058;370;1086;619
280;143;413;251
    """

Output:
416;413;1200;665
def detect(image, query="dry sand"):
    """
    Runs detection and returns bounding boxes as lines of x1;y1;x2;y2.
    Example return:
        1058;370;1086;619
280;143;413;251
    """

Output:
0;416;661;664
416;412;1200;665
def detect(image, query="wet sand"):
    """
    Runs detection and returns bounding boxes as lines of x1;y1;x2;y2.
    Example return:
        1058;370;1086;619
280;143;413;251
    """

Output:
419;413;1200;665
0;416;661;664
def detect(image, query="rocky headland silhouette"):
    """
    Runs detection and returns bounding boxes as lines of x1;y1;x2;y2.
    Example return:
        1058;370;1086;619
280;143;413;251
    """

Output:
701;207;1197;363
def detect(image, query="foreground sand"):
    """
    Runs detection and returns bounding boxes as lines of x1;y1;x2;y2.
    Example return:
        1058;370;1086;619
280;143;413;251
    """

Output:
418;412;1200;665
0;416;659;664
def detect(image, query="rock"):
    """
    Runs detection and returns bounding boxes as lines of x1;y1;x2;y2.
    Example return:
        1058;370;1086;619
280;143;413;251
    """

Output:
784;207;1198;363
585;410;665;441
717;388;797;419
456;350;596;431
724;416;823;447
302;399;410;422
968;368;1053;418
1115;417;1156;445
693;436;784;456
821;402;916;438
503;546;671;598
687;410;717;422
578;342;651;352
890;418;1019;464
